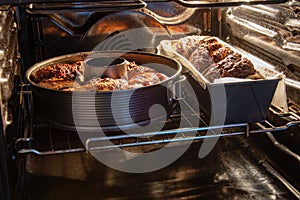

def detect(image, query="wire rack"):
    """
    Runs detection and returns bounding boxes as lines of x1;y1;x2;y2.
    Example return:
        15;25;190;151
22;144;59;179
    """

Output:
2;0;147;8
26;0;147;13
172;0;287;7
15;84;300;156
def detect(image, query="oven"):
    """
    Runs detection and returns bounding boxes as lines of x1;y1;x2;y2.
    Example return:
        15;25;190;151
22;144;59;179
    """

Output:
0;0;300;199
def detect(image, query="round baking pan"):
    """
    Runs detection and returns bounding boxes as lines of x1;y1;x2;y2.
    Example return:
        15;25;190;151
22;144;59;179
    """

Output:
26;51;182;131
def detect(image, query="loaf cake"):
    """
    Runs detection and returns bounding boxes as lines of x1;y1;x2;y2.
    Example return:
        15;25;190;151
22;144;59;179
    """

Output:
173;35;262;82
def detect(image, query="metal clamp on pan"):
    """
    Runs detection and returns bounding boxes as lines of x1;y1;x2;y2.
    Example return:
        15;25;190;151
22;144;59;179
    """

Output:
168;75;186;102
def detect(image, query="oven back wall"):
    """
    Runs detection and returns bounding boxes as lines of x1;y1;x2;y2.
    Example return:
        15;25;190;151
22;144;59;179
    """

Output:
21;4;223;66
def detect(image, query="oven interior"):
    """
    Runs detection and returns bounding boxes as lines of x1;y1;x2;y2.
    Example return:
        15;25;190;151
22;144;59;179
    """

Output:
0;0;300;199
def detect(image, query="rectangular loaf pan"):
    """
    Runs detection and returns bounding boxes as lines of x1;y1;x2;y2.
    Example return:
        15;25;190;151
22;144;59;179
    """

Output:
158;36;283;124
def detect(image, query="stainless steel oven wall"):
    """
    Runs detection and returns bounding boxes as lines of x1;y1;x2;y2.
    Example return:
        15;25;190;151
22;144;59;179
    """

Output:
0;7;19;133
225;1;300;104
0;6;20;200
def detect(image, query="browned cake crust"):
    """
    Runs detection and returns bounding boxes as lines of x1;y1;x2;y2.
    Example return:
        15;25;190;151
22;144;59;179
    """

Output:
173;35;204;59
127;64;156;80
38;80;79;91
201;40;223;54
189;46;214;73
31;61;84;83
203;53;257;82
210;46;234;63
77;78;129;91
127;63;168;88
32;61;168;91
174;36;262;82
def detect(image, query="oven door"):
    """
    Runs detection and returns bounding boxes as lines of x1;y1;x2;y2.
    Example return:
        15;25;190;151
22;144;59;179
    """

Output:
0;0;300;200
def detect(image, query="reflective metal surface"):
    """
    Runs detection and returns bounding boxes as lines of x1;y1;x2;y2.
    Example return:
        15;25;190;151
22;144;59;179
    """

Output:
227;2;300;80
0;8;19;131
6;1;300;200
174;0;287;7
22;137;297;199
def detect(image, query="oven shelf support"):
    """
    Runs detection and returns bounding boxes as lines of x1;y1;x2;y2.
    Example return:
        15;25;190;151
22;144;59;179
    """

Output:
15;118;300;156
15;86;300;157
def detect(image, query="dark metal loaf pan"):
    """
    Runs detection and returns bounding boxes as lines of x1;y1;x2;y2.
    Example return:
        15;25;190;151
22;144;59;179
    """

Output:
187;74;279;124
158;38;280;124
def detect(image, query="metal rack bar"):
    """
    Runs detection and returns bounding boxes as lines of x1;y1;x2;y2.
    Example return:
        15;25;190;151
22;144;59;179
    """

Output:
15;116;300;155
87;123;248;143
17;148;85;156
25;0;146;13
15;88;300;156
87;131;246;151
1;0;147;7
261;161;300;199
172;0;287;7
270;103;300;120
16;115;300;156
250;121;300;134
256;121;300;162
85;120;300;151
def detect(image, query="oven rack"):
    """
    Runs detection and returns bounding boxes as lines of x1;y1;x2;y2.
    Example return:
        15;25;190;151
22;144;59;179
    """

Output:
26;0;147;13
15;89;300;156
1;0;288;8
172;0;287;7
2;0;147;8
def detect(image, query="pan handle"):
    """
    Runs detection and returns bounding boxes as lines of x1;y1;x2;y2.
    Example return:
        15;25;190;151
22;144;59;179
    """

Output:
170;75;186;101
